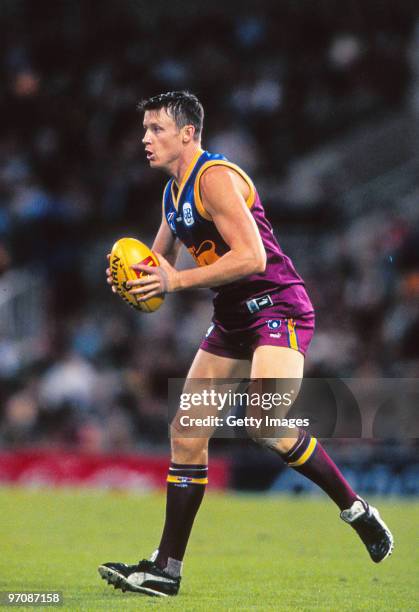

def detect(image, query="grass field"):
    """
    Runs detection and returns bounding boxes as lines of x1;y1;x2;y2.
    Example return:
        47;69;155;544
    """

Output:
0;488;417;611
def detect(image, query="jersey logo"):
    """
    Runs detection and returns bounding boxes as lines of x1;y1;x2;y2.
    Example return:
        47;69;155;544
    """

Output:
205;323;215;338
183;202;194;227
188;240;219;266
267;320;281;331
167;211;176;232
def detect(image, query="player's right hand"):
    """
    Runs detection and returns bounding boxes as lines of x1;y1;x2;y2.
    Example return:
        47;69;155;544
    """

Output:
106;254;117;293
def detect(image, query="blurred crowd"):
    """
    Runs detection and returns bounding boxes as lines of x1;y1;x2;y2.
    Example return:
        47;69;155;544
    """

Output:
0;0;418;453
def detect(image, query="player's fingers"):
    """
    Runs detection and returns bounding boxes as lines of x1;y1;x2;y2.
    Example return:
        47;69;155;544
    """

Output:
127;276;157;287
130;264;154;274
111;285;117;293
138;289;161;301
133;281;161;294
129;281;161;295
106;254;111;260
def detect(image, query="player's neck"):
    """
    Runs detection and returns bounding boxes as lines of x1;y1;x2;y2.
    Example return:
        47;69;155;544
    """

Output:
171;144;203;187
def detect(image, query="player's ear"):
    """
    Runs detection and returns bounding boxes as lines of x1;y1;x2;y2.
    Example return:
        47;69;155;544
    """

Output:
182;125;195;143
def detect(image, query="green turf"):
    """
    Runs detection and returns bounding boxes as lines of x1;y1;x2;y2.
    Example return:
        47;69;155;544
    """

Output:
0;488;417;611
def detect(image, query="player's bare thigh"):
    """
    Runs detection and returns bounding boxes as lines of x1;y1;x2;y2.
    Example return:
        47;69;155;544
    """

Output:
171;349;250;464
249;345;304;453
188;349;251;379
251;345;304;378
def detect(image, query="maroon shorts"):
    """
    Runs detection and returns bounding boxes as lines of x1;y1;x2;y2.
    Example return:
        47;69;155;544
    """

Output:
200;312;315;360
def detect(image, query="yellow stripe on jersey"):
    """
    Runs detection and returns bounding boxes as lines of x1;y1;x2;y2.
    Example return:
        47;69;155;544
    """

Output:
167;475;208;485
287;318;299;351
288;437;317;467
161;180;171;216
193;160;256;221
171;148;204;211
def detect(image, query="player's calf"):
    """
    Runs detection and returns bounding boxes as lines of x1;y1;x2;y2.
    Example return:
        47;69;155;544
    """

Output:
255;429;394;563
257;429;360;510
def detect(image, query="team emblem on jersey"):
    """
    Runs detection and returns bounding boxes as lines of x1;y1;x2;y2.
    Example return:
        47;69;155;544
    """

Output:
183;202;194;227
188;240;219;266
267;320;281;330
167;211;176;232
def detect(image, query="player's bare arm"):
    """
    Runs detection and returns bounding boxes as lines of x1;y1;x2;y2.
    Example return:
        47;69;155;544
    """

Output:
128;166;266;301
151;218;182;266
182;165;267;284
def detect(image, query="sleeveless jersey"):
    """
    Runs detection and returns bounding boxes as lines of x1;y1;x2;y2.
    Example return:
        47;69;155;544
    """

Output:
162;149;314;324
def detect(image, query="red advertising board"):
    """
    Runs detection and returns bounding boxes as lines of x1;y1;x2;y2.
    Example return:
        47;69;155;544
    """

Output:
0;450;229;490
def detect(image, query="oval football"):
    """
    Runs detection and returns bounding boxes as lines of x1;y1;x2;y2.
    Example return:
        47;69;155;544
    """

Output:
109;237;164;313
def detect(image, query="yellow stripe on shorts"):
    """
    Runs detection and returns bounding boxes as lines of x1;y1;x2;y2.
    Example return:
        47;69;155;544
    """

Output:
287;318;299;350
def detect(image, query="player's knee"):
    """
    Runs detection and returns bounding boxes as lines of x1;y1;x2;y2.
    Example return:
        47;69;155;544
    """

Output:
253;436;297;454
273;437;296;453
252;437;278;451
170;435;209;463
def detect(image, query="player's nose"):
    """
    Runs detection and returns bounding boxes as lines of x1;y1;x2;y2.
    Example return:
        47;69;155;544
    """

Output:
142;130;151;144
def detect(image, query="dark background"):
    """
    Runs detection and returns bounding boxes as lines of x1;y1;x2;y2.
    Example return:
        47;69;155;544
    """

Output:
0;0;418;493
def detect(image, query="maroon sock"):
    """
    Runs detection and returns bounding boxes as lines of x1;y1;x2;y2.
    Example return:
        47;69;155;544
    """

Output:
155;463;207;569
281;430;358;510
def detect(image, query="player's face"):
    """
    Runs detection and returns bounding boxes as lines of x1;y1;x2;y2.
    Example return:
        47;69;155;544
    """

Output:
142;109;183;169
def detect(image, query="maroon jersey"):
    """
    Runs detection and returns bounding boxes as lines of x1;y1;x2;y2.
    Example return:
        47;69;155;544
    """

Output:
163;149;314;330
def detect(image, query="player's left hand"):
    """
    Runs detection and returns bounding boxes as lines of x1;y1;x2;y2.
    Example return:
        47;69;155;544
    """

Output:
127;252;180;300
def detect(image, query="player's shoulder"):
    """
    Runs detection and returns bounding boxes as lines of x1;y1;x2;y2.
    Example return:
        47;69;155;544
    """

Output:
199;159;251;202
199;161;244;188
200;162;232;182
198;164;238;200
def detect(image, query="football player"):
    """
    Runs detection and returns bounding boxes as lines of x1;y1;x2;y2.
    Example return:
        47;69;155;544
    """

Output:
99;91;393;597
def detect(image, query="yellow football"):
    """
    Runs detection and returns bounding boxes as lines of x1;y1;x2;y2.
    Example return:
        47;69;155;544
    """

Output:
109;237;164;313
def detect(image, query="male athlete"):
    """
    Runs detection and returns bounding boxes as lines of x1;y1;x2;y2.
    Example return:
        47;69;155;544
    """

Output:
99;91;393;597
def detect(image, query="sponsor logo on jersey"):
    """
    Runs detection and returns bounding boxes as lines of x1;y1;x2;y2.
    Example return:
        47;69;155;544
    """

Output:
267;319;281;330
269;332;282;338
205;323;215;337
167;211;176;231
246;294;274;313
183;202;194;227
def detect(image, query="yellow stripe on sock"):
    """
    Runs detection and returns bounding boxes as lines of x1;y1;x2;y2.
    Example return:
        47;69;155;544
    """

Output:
167;475;208;485
288;437;317;467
